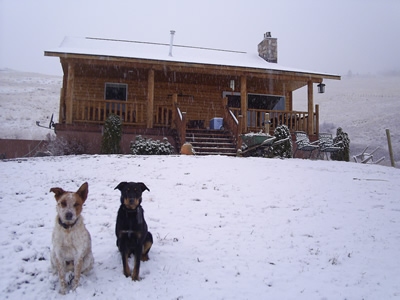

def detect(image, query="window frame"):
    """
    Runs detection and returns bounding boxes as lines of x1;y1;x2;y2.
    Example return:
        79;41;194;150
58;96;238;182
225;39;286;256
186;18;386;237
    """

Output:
104;82;128;101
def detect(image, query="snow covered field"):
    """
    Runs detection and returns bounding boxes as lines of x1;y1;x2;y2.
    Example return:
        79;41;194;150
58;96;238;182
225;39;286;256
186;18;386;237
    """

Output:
0;154;399;299
0;69;399;165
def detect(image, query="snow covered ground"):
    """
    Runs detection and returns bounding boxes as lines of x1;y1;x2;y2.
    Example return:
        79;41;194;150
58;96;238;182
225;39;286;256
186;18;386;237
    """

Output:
0;69;399;165
0;155;399;299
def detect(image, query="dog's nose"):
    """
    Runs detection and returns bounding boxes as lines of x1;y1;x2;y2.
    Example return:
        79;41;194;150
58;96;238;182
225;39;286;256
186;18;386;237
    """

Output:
65;212;73;220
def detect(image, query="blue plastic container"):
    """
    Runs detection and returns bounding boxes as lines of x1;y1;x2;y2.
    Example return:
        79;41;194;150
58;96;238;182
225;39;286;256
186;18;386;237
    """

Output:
209;118;223;130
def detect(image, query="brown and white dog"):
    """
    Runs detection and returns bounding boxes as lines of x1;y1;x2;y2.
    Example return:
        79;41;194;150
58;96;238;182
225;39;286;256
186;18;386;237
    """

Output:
50;182;94;294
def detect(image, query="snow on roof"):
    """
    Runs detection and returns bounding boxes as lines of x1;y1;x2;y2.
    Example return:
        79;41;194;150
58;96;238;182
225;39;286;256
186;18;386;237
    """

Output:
46;36;339;78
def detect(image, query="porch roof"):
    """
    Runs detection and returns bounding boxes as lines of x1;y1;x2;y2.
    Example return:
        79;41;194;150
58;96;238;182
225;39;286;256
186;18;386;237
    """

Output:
45;36;340;81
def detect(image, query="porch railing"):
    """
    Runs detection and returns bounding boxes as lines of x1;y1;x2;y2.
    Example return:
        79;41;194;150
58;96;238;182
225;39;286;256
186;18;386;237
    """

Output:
229;108;319;135
154;105;173;127
223;98;242;149
72;99;318;137
74;99;146;125
74;99;174;127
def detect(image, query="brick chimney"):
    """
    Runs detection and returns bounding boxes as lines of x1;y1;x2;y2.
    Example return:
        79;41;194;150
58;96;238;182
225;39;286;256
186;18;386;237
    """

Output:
258;32;277;63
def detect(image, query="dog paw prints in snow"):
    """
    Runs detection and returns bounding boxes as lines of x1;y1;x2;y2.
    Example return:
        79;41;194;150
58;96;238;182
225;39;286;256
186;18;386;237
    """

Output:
14;244;24;252
156;233;180;246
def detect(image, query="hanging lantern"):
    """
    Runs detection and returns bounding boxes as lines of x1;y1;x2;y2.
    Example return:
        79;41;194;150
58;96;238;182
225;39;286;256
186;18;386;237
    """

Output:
317;83;326;93
230;80;235;91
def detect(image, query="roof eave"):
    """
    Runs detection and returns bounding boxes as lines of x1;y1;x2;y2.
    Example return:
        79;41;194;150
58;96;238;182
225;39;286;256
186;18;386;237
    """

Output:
44;51;341;81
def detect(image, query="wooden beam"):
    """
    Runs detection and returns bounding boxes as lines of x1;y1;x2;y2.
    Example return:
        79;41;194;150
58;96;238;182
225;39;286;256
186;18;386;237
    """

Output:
65;63;75;124
147;69;155;128
307;81;313;135
241;76;247;133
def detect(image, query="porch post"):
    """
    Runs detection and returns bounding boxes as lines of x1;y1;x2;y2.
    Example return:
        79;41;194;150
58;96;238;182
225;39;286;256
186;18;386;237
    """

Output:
287;91;293;111
241;76;247;132
147;69;155;128
65;63;75;124
238;115;243;149
171;93;178;129
307;81;313;135
315;104;319;136
59;87;64;122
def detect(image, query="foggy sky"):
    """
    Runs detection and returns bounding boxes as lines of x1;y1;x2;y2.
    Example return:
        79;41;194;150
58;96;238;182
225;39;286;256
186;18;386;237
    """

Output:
1;0;399;76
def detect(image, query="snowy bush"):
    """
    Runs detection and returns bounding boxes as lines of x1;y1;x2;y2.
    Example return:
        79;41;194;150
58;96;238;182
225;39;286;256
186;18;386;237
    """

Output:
46;134;86;155
269;125;293;158
101;114;122;154
130;135;174;155
331;127;350;162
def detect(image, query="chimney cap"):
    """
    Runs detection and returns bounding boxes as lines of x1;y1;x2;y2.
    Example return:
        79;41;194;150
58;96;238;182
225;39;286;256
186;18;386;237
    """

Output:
264;32;272;38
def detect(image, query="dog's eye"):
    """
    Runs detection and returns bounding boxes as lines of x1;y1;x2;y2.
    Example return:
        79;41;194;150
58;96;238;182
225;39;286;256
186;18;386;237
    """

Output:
60;201;67;207
73;203;80;207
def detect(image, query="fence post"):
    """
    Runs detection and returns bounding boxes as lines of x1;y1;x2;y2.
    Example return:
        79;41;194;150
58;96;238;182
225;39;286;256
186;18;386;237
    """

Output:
264;113;270;134
386;129;395;167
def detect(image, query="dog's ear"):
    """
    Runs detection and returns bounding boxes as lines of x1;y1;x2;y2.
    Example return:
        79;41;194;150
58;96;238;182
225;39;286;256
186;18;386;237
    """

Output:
50;187;65;200
115;182;128;191
76;182;89;202
138;182;150;192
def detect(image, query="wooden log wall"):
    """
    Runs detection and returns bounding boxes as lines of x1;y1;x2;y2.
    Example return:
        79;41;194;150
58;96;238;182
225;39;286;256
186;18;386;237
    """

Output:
68;63;294;127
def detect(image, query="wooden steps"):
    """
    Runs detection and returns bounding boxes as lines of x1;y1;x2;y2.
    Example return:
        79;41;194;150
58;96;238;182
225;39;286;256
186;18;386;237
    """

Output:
185;129;237;156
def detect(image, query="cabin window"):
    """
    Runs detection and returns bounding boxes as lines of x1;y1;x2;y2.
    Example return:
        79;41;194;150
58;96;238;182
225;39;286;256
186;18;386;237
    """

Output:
247;93;285;110
247;93;285;128
222;92;285;110
222;91;241;108
104;83;127;101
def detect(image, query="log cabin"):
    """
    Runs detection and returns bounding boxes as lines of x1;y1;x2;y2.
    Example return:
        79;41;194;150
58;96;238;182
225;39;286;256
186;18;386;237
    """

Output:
45;32;340;155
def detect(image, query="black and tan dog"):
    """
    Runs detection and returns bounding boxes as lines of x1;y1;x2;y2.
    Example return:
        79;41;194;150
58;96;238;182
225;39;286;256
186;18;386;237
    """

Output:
115;182;153;281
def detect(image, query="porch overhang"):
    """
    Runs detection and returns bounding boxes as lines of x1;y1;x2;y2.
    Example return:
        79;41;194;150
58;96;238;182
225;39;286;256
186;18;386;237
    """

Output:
45;50;341;85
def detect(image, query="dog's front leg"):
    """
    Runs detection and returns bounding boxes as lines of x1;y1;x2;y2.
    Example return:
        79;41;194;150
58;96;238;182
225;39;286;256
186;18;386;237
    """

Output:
72;256;84;291
122;251;131;277
54;257;67;294
132;247;143;281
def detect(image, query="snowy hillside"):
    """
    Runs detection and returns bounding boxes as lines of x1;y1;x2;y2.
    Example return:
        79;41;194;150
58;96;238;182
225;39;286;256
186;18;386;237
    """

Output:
310;75;400;165
0;155;399;299
0;69;398;165
0;69;60;140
